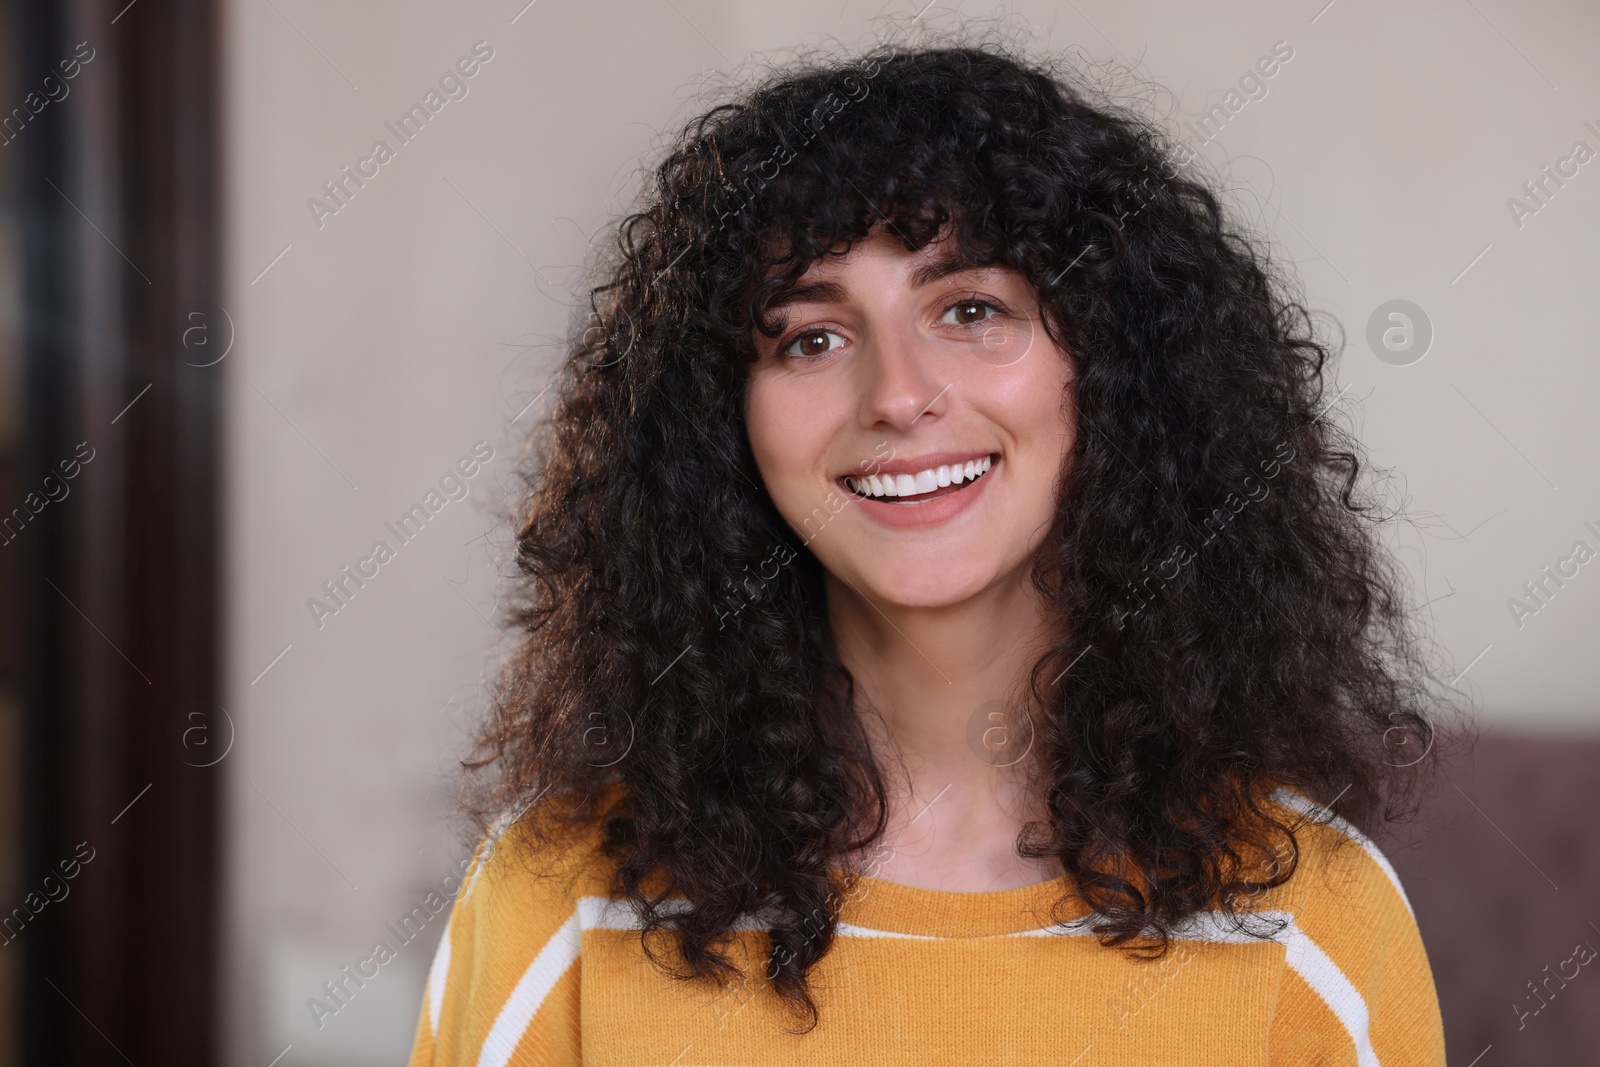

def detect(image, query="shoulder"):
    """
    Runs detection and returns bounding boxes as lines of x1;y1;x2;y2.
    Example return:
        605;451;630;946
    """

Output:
1257;785;1414;921
1251;786;1445;1067
459;786;618;915
407;786;622;1067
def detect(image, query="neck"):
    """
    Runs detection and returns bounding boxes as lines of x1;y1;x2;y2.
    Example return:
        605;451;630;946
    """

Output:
824;565;1063;890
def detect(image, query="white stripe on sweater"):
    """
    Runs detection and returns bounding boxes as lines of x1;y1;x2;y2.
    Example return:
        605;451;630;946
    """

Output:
425;910;454;1037
1277;916;1381;1067
1022;908;1378;1063
474;910;583;1067
476;895;1379;1067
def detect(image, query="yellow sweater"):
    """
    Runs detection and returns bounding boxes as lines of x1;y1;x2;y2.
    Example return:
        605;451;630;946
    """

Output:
406;788;1444;1066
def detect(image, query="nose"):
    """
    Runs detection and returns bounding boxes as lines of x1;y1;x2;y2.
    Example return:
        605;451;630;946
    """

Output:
858;320;950;432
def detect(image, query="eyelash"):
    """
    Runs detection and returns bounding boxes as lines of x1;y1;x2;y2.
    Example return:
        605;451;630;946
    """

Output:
777;296;1010;359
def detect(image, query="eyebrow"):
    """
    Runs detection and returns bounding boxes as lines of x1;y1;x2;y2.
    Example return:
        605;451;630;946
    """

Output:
765;280;848;311
765;255;998;311
909;254;996;288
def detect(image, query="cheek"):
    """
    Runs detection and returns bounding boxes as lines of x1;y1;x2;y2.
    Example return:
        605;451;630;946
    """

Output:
744;374;833;516
985;352;1074;529
994;350;1075;454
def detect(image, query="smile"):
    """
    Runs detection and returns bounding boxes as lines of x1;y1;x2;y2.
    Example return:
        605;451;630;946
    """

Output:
844;454;996;503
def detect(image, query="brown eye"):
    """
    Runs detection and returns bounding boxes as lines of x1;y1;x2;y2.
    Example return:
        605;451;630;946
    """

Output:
781;329;844;359
943;300;998;326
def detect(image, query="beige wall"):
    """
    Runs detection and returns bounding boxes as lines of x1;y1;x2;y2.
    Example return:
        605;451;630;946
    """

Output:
222;0;1600;1061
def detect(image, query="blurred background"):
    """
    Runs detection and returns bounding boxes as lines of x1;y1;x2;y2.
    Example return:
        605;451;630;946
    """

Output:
0;0;1596;1063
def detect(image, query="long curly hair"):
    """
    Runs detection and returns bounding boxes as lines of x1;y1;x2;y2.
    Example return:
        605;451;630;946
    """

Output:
462;35;1450;1032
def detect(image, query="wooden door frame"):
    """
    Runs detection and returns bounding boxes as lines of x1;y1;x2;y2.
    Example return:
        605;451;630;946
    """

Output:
16;0;221;1063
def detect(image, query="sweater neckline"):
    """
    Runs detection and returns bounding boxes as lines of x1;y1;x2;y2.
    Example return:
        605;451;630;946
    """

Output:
828;867;1088;939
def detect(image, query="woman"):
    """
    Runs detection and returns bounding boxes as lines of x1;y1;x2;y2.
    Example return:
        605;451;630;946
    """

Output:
409;38;1448;1066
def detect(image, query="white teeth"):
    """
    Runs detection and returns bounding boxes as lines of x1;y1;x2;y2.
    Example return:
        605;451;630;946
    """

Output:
845;455;995;499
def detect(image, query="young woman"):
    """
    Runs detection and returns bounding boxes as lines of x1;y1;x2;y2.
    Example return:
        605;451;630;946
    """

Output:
409;39;1448;1066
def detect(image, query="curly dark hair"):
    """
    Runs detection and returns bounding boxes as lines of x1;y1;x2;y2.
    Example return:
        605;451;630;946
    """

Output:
461;33;1450;1033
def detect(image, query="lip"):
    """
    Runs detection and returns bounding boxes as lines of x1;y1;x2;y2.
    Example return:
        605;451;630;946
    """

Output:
839;450;998;479
836;453;1001;530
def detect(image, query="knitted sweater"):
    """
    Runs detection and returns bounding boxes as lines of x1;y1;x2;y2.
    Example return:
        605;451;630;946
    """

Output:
406;788;1444;1066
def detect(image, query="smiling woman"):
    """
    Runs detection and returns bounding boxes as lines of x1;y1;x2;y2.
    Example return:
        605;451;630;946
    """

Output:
408;35;1452;1066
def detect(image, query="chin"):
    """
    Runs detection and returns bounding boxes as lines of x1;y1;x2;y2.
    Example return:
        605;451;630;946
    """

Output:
836;553;1000;609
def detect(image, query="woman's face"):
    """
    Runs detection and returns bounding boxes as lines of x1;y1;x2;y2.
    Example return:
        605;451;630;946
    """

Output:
744;228;1076;609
